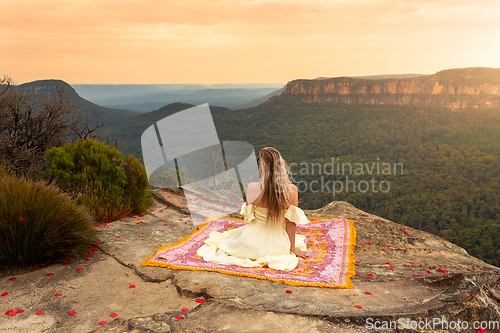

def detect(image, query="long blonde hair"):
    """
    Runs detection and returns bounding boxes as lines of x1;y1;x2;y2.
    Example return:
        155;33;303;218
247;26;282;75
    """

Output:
254;147;293;223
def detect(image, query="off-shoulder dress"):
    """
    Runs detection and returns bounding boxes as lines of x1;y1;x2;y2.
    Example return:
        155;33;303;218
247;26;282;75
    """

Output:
196;202;310;271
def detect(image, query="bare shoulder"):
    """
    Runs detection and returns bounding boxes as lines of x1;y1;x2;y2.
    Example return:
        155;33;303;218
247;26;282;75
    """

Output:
288;183;299;206
246;182;262;204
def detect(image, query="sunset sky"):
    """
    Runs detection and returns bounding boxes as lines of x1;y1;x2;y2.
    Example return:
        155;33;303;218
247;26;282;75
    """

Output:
1;0;500;84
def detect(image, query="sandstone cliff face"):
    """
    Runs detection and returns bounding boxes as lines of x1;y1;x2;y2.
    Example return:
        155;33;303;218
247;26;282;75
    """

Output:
277;68;500;109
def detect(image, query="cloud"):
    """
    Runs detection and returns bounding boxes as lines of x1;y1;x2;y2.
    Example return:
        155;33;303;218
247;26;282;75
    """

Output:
1;0;499;83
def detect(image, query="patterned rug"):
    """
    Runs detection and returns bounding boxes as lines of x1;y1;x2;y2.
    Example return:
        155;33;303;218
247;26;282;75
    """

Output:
142;217;356;289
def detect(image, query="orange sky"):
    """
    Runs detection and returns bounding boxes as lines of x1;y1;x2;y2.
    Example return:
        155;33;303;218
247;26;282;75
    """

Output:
1;0;500;84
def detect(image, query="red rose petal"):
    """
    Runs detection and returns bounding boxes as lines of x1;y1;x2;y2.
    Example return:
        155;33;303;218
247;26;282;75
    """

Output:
46;273;54;276
367;273;373;276
394;246;398;249
184;222;187;224
355;261;360;263
103;223;107;226
404;230;409;234
68;311;77;316
84;258;90;261
9;277;16;280
195;298;206;303
129;285;135;288
366;242;372;245
175;315;183;320
167;196;170;198
223;205;226;208
416;262;421;264
355;274;360;276
413;274;420;276
181;307;189;312
150;210;154;212
41;265;46;268
420;274;426;276
164;223;168;225
179;219;183;221
62;260;69;265
195;219;199;221
165;207;169;209
194;197;198;200
426;270;433;274
1;292;8;296
88;254;93;257
387;267;394;270
161;190;165;192
285;290;292;293
354;305;362;309
383;262;391;264
360;242;365;245
110;313;118;318
6;310;16;316
19;216;24;222
30;268;36;272
16;309;24;313
55;293;62;296
159;219;165;222
115;236;120;238
384;245;391;248
409;262;414;264
364;291;372;295
77;268;84;271
99;321;107;325
36;311;44;315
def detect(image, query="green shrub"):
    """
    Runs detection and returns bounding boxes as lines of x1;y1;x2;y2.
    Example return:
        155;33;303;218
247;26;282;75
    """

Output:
44;138;153;222
123;155;154;213
0;169;97;267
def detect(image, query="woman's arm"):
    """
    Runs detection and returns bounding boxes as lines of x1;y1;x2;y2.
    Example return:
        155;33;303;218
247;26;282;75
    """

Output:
285;184;310;259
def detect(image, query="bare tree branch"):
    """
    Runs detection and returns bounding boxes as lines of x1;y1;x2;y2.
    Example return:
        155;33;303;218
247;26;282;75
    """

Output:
0;77;103;176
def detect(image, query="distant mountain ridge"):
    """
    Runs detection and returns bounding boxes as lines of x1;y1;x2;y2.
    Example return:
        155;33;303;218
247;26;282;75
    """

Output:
72;83;284;112
17;80;139;125
276;67;500;109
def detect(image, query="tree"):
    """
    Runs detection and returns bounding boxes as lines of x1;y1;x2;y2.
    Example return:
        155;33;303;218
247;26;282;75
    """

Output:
0;75;103;176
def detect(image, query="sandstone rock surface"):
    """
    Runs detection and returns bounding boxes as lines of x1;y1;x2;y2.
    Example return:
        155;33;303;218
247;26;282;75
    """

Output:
3;189;498;332
92;189;500;332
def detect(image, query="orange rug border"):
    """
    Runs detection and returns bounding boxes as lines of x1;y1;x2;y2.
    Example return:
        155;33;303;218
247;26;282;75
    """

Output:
142;216;356;289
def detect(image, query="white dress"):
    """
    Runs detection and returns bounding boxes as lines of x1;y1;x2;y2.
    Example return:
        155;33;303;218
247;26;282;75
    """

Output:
196;202;310;271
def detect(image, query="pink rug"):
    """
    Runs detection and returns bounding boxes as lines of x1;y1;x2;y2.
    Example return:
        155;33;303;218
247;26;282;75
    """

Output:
143;217;356;288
